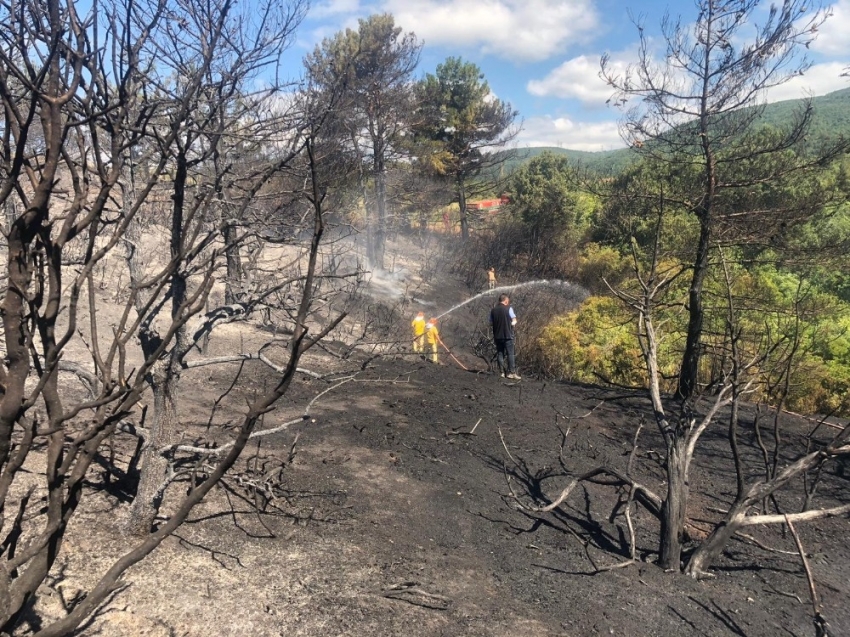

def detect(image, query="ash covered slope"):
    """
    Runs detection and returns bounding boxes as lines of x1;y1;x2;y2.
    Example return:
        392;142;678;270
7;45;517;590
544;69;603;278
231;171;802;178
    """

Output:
58;297;849;636
239;355;850;636
69;235;845;637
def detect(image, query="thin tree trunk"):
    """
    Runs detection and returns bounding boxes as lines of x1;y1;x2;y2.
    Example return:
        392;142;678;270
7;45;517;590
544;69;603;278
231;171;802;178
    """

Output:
457;173;469;241
125;152;188;534
685;501;746;576
677;214;711;399
659;435;689;569
124;364;178;534
348;130;376;269
0;230;32;469
678;20;716;400
373;168;387;270
223;223;242;304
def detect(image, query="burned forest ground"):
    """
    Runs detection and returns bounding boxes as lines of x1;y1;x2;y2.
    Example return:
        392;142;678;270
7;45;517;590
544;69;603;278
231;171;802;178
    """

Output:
22;240;850;637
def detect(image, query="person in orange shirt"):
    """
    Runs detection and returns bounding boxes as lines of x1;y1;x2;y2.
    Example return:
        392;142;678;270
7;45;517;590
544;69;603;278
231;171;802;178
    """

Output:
411;311;426;354
425;317;440;363
487;267;496;290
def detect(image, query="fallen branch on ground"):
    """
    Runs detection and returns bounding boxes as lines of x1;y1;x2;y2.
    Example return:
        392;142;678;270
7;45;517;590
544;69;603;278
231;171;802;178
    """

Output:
160;372;417;458
786;515;831;637
509;464;662;517
379;582;450;610
183;352;327;380
596;422;643;572
447;418;482;436
165;416;310;456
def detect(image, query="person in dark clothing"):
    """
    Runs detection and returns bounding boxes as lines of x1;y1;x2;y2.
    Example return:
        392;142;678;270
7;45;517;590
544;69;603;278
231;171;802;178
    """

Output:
489;294;520;379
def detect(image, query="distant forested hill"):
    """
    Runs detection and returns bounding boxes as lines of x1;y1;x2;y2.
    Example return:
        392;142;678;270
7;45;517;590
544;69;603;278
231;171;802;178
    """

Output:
500;146;634;176
501;86;850;177
756;86;850;142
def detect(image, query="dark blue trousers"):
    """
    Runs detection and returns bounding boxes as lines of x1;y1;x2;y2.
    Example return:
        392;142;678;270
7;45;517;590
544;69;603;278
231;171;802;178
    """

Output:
495;338;516;375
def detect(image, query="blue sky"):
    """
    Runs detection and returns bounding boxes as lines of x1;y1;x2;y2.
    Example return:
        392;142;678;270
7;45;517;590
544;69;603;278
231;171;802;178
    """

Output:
293;0;850;150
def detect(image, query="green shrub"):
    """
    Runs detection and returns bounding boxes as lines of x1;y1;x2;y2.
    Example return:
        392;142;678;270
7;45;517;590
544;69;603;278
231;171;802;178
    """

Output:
576;243;631;293
538;296;648;387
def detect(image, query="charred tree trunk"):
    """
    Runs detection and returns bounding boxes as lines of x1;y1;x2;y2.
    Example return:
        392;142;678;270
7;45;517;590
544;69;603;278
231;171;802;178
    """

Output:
0;228;33;469
0;229;37;628
685;364;749;572
223;223;242;304
685;501;745;576
677;31;717;400
659;434;689;570
364;198;377;271
369;113;388;271
373;167;387;270
347;129;377;270
0;40;69;618
124;363;179;534
125;151;189;534
677;213;711;400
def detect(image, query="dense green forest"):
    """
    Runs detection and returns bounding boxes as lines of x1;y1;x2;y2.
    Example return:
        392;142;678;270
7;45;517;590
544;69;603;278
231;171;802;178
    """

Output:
503;86;850;177
503;145;635;175
464;84;850;417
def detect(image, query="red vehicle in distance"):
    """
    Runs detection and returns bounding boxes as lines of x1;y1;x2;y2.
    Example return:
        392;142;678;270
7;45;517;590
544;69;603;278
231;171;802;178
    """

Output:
465;195;510;213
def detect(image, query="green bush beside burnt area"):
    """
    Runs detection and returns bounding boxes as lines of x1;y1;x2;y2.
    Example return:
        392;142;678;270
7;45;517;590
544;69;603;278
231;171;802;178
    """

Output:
538;266;850;417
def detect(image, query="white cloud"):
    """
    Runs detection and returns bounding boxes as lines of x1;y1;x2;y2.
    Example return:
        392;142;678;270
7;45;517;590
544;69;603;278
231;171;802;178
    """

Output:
518;59;848;149
383;0;599;62
527;53;624;106
812;0;850;56
762;61;849;102
312;0;363;19
515;115;625;151
528;48;848;110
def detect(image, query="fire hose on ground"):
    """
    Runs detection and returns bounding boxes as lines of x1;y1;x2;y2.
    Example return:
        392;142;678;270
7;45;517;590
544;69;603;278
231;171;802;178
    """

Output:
436;334;469;371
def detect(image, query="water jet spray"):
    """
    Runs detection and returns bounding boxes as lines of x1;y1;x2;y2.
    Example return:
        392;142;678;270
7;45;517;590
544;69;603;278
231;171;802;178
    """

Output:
435;280;580;320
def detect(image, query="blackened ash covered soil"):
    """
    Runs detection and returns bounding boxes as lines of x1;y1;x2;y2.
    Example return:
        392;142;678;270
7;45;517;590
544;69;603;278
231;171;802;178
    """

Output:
222;354;850;637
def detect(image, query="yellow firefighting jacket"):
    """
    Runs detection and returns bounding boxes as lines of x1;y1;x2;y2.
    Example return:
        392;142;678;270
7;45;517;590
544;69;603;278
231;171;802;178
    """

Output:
412;315;426;337
425;323;439;345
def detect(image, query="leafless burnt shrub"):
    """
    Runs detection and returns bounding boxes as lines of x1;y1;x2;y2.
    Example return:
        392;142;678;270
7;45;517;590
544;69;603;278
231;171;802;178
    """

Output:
0;0;374;631
506;202;850;637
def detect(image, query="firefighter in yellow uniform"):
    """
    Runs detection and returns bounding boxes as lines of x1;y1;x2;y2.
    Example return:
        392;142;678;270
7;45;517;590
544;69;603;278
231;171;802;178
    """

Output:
411;311;426;354
425;317;440;363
